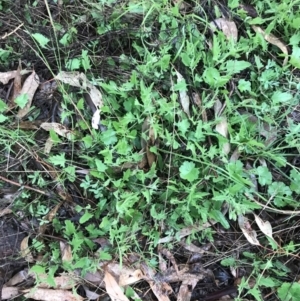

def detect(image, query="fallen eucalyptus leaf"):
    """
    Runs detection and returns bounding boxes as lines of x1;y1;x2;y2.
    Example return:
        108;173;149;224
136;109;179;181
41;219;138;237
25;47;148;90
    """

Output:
23;288;84;301
238;215;260;246
210;18;238;41
254;214;273;239
17;71;40;118
175;70;190;117
252;26;288;66
55;71;103;129
104;271;130;301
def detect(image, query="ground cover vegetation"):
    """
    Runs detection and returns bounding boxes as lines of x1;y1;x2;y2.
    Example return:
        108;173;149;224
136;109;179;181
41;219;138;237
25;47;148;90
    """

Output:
0;0;300;300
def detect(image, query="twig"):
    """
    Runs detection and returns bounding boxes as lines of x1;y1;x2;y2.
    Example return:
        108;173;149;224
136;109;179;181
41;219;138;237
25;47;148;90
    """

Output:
1;23;23;39
245;194;300;215
0;175;49;196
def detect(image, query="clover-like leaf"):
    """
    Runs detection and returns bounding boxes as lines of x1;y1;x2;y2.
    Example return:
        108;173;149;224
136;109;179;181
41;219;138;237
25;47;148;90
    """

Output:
179;161;199;182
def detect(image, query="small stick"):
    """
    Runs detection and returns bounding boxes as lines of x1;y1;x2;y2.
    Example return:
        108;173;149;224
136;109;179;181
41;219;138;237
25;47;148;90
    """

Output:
1;23;24;40
0;175;49;196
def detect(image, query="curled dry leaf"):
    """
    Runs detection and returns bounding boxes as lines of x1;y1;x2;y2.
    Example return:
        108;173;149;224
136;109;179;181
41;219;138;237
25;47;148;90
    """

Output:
252;26;288;66
83;286;101;300
141;117;156;167
23;288;84;301
140;263;172;301
40;122;75;140
0;70;18;84
0;207;12;217
107;263;143;286
192;92;208;122
214;99;230;155
158;246;179;274
253;214;273;239
177;278;198;301
175;70;190;117
34;274;77;290
20;236;34;262
159;252;168;272
55;71;103;129
210;18;238;41
5;269;29;286
238;215;260;246
17;71;40;119
104;271;130;301
2;287;20;300
12;63;22;102
60;241;73;262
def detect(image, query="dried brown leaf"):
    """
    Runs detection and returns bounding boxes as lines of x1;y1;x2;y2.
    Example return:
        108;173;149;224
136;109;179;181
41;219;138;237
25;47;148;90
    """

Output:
12;63;22;101
23;288;84;301
214;99;230;155
40;122;75;140
44;137;54;154
142;117;157;167
2;287;20;299
177;278;198;301
17;71;40;118
254;214;273;239
107;263;143;286
104;271;130;301
5;269;29;286
55;71;103;129
83;270;104;285
252;26;288;66
20;236;34;262
0;70;17;84
210;18;238;41
238;215;260;246
140;263;172;301
0;207;12;217
35;274;78;290
158;247;179;275
60;241;73;262
83;286;101;300
176;71;190;117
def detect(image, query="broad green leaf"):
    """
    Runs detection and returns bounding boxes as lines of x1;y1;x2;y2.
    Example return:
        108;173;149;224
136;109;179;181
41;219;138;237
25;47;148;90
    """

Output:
0;114;8;123
81;50;91;71
203;67;230;87
278;282;300;301
256;166;272;186
66;58;81;70
65;220;76;236
221;257;236;266
30;265;46;275
238;79;251;92
82;135;93;148
0;99;7;112
79;211;94;224
179;161;199;182
210;210;230;229
290;169;300;193
223;60;251;74
48;153;66;168
99;251;112;260
101;129;117;145
271;91;293;104
32;33;50;48
14;93;29;109
95;159;107;172
64;166;76;182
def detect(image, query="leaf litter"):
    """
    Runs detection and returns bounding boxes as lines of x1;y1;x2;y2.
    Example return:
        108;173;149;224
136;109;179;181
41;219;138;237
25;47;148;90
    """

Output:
1;1;300;301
